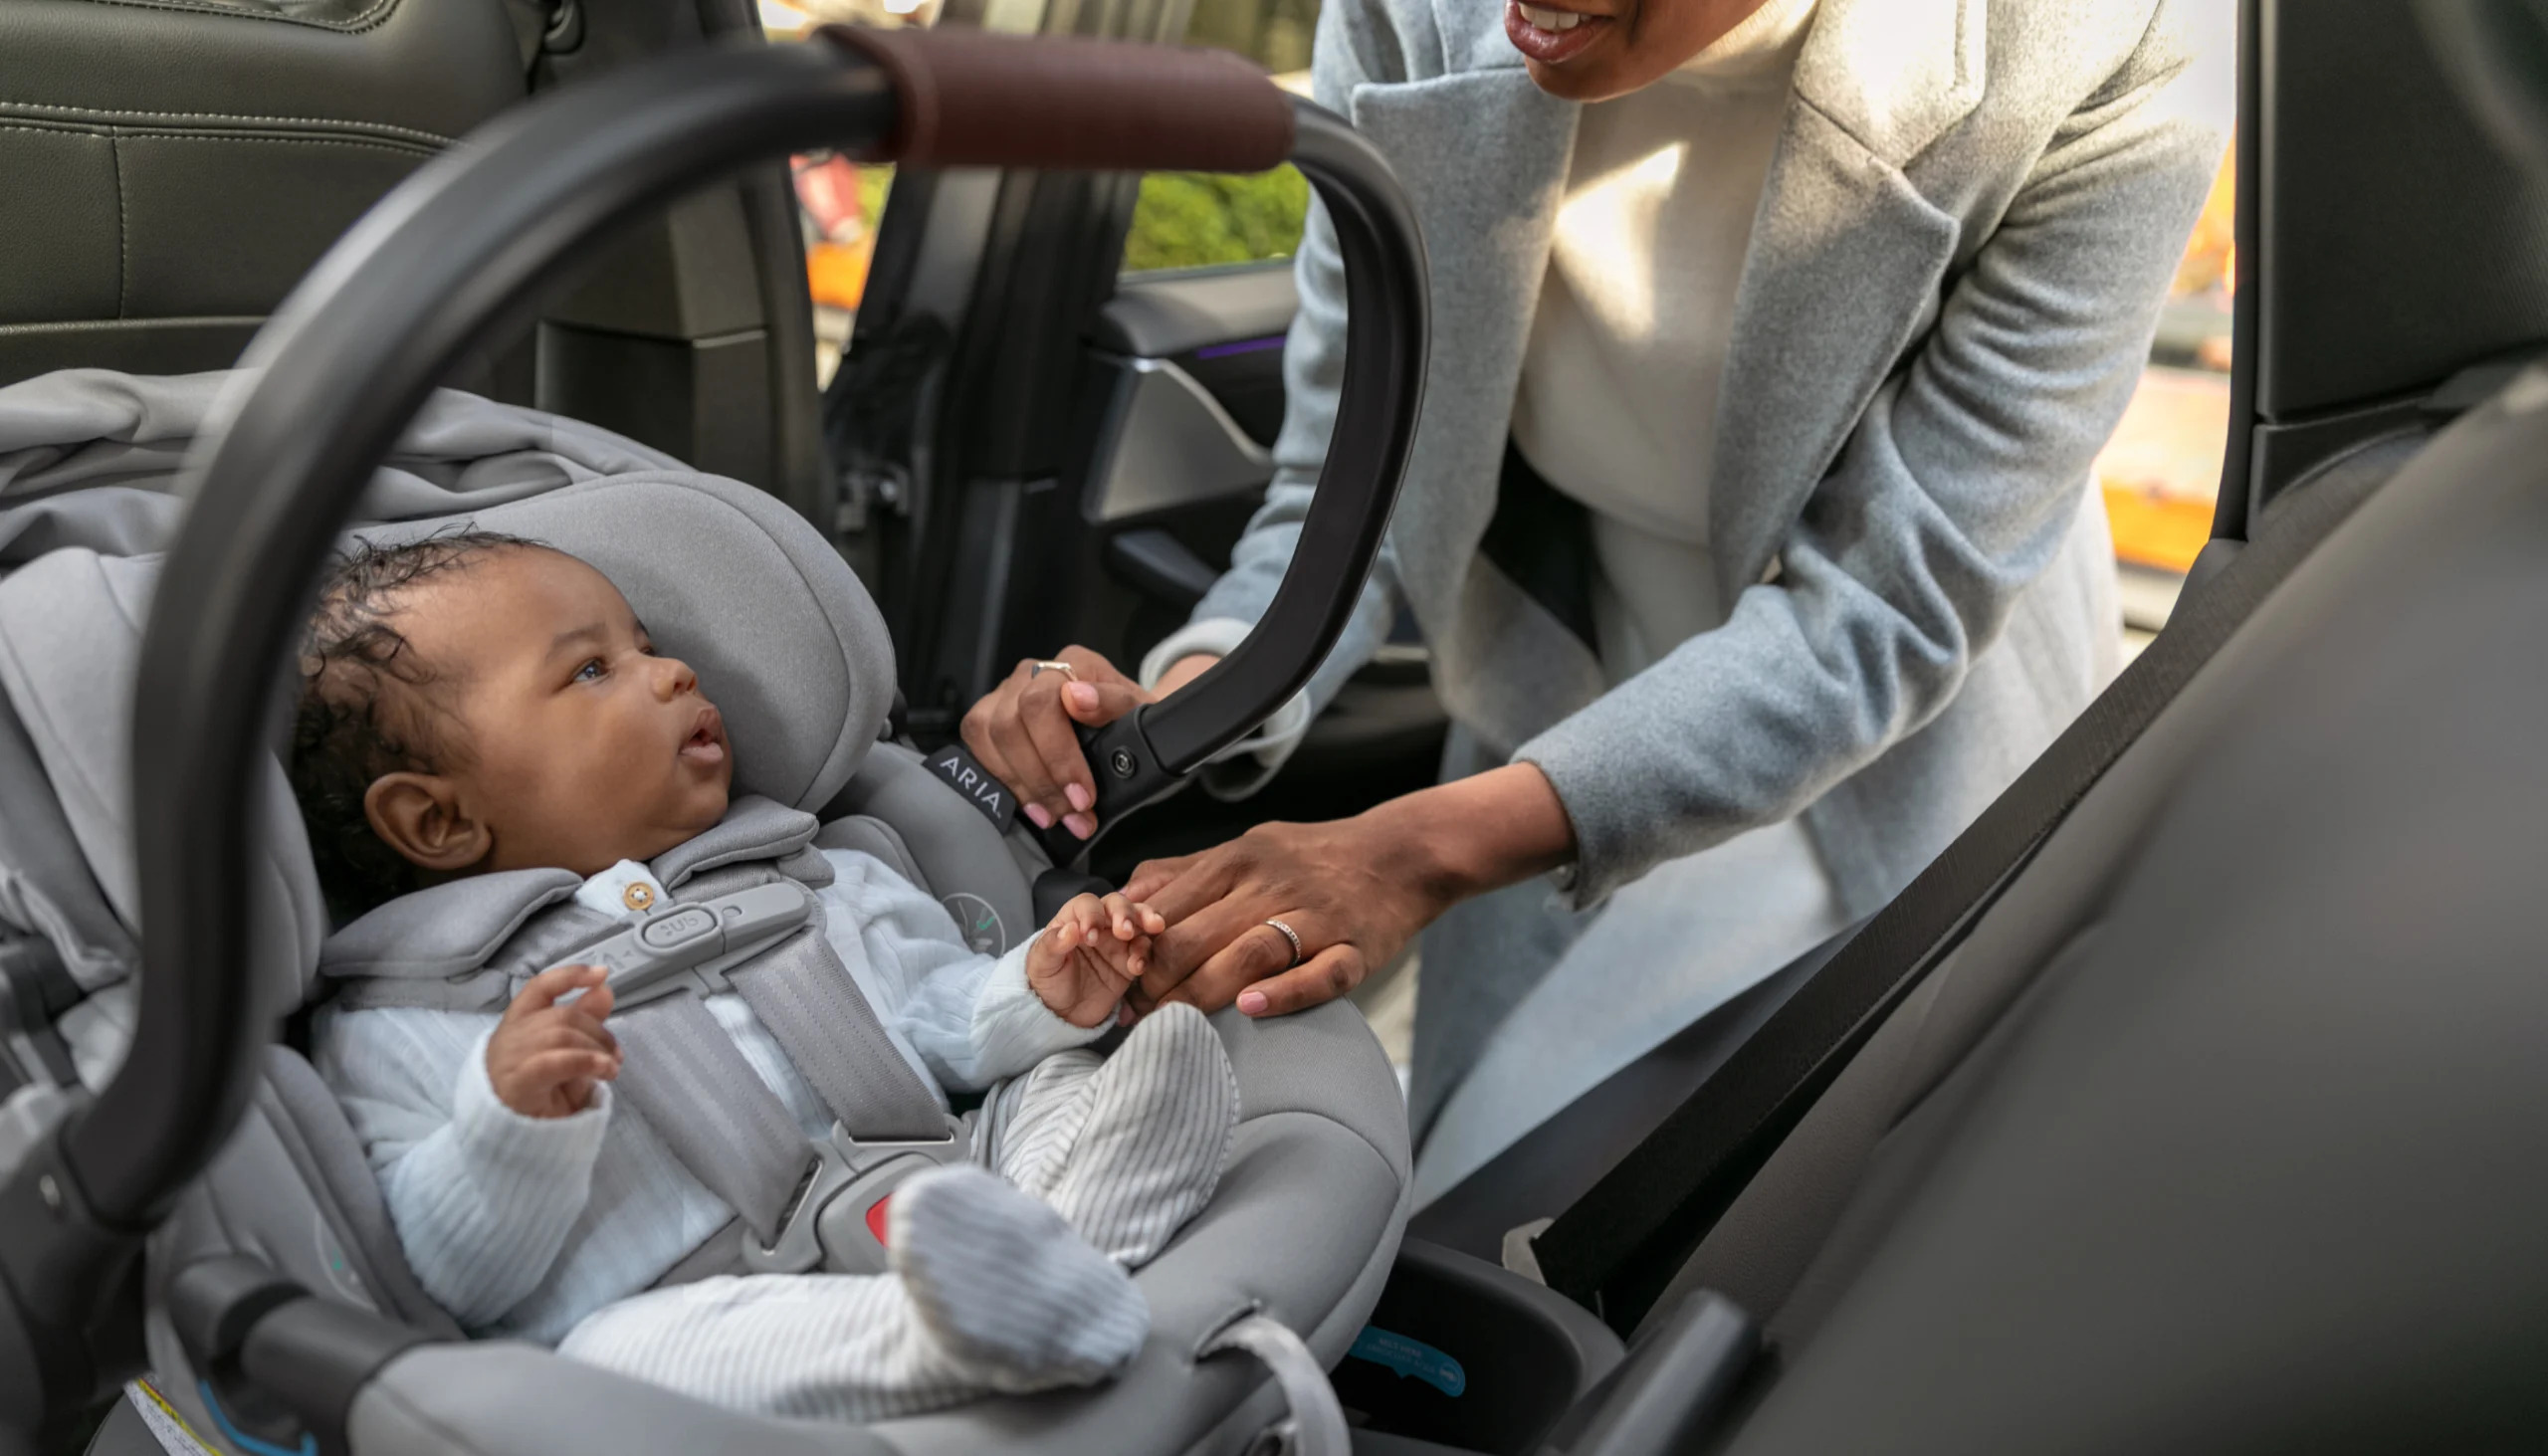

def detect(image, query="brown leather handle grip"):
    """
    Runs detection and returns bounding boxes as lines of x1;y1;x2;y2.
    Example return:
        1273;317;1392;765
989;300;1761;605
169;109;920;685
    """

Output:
820;25;1295;172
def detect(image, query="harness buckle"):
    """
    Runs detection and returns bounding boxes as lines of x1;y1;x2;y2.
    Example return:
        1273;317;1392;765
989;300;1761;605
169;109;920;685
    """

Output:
741;1116;971;1276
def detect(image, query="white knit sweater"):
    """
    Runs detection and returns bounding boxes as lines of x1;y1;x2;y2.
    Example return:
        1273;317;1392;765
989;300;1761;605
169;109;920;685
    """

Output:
313;848;1104;1344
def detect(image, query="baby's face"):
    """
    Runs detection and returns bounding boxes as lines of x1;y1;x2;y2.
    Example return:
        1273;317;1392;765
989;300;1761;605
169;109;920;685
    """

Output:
390;547;734;876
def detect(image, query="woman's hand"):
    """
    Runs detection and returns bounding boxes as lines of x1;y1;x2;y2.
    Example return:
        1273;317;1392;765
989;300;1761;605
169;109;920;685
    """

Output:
1125;763;1579;1018
959;648;1218;839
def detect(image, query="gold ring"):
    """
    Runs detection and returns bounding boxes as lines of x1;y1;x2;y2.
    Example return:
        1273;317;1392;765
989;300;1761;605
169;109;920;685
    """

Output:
1030;660;1078;682
1264;918;1305;969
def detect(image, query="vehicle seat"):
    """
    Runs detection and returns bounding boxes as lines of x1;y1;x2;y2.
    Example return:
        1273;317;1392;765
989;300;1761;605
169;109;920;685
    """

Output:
1588;364;2548;1451
0;367;1411;1456
0;0;533;389
0;0;827;513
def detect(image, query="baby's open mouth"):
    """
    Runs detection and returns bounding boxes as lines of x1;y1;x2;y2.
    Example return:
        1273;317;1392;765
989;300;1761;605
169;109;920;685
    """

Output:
680;706;728;765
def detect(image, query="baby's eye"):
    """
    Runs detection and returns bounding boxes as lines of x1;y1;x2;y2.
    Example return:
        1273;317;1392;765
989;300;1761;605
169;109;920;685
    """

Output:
573;658;607;683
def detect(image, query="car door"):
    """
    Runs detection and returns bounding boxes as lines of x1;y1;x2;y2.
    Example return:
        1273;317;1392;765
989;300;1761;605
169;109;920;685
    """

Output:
818;0;1445;879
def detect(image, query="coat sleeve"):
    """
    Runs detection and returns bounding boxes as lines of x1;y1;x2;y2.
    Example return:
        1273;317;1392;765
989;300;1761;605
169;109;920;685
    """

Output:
1518;6;2232;905
1184;0;1409;735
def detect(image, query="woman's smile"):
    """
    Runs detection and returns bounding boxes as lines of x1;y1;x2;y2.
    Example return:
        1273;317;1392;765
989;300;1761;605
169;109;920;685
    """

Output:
1505;0;1613;64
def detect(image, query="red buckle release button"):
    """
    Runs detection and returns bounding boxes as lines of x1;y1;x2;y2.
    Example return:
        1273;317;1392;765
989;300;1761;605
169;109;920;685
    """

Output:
866;1194;893;1247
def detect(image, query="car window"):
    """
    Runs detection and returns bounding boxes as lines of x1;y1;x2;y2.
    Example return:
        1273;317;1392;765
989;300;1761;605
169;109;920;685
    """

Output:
2096;144;2235;658
761;0;939;386
1120;0;1318;275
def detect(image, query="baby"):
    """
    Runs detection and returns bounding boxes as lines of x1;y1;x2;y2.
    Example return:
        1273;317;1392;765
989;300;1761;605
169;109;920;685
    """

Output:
290;530;1238;1422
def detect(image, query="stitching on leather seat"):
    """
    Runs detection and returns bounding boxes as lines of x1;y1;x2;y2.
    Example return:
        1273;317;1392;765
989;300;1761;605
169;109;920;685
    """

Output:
0;101;452;146
114;128;438;157
57;0;401;35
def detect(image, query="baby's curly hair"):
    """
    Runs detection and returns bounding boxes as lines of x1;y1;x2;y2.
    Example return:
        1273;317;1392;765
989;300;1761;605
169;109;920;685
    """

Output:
288;529;542;915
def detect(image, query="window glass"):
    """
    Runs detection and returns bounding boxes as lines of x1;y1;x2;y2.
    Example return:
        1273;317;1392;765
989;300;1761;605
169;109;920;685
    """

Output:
2094;144;2235;656
1120;0;1321;274
763;0;936;385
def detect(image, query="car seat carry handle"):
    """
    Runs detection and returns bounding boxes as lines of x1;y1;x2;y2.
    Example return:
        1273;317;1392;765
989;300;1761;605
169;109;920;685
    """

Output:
1030;104;1429;869
821;26;1296;172
0;34;1427;1442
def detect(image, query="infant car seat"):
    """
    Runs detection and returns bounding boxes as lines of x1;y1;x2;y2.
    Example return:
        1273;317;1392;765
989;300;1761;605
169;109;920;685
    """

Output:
0;30;1478;1456
0;361;1411;1454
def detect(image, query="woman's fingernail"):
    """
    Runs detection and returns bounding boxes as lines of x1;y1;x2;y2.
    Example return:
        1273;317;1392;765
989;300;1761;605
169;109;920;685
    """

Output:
1065;782;1093;813
1118;1003;1137;1027
1023;802;1054;830
1068;682;1099;711
1237;990;1270;1015
1065;813;1096;839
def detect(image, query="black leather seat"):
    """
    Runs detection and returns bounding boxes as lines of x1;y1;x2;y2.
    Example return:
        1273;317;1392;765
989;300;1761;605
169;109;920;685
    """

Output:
0;0;827;518
0;0;533;387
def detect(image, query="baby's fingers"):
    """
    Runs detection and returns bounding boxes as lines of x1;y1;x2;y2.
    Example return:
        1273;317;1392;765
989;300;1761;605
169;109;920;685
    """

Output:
514;1047;620;1091
1097;892;1166;941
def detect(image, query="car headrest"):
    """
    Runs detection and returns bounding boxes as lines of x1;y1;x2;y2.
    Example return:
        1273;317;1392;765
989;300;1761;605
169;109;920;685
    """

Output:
0;472;896;1010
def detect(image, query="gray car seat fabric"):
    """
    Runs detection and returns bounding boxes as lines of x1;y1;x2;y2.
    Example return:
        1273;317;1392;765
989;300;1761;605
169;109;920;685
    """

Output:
0;367;1412;1456
334;1002;1411;1456
1637;375;2548;1451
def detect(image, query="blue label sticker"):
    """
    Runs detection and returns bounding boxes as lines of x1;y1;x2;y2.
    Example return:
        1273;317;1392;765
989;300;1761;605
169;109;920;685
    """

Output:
1348;1326;1467;1397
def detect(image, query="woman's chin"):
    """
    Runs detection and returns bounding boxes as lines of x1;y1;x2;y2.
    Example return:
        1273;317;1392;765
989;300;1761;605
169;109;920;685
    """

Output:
1519;51;1648;103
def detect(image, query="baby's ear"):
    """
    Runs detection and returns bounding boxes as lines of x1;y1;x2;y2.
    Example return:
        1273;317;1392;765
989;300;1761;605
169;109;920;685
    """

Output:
362;772;490;874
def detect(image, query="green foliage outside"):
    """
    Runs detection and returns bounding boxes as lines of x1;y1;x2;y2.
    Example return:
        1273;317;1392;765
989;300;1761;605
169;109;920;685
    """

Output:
856;163;895;239
1121;164;1311;274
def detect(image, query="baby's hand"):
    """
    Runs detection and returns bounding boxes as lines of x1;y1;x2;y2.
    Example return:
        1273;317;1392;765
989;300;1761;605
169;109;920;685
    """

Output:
486;963;622;1119
1027;892;1167;1028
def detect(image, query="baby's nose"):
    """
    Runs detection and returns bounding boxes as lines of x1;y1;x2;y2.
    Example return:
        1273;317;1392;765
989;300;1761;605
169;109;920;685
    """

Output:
654;655;699;697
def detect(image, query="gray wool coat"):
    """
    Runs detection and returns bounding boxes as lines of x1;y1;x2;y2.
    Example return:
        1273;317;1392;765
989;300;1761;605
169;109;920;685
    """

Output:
1192;0;2235;916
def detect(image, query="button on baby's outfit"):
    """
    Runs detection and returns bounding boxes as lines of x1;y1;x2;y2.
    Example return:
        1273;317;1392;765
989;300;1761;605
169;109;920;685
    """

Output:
573;860;671;921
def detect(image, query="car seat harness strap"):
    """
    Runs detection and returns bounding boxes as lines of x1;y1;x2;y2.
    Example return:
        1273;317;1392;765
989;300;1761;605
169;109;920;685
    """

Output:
605;992;813;1246
543;874;965;1267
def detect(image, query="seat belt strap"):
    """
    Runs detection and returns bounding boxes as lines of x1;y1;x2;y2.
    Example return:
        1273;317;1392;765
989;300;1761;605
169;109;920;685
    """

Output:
724;928;951;1144
1530;437;2419;1331
609;993;812;1244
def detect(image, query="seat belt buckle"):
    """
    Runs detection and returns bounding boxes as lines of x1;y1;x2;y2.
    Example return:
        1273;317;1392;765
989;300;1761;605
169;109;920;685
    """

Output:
741;1118;971;1277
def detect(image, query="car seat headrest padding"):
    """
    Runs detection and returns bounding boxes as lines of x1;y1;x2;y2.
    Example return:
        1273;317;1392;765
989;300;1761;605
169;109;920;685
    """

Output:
354;473;895;818
0;369;685;573
0;548;324;1021
0;424;889;1008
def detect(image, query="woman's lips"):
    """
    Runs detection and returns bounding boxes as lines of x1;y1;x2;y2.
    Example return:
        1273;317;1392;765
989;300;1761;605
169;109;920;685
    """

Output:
1505;0;1609;64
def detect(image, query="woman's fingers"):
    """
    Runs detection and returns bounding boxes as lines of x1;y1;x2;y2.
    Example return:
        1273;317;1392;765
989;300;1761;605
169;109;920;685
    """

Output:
1119;852;1200;905
1060;678;1147;726
1018;674;1103;830
1158;917;1316;1012
1232;943;1369;1018
986;667;1072;825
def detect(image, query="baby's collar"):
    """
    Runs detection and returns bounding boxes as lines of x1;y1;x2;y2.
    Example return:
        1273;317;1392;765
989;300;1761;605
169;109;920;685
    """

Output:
576;861;670;919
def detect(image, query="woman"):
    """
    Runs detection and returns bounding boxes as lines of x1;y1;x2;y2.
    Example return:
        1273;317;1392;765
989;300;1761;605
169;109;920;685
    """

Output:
963;0;2231;1200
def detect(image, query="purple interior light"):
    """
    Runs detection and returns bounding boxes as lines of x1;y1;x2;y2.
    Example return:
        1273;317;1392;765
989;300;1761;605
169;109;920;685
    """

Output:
1193;334;1287;360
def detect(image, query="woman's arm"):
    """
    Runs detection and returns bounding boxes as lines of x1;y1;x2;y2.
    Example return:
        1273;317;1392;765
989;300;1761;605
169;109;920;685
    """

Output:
1126;762;1577;1016
1521;20;2231;905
